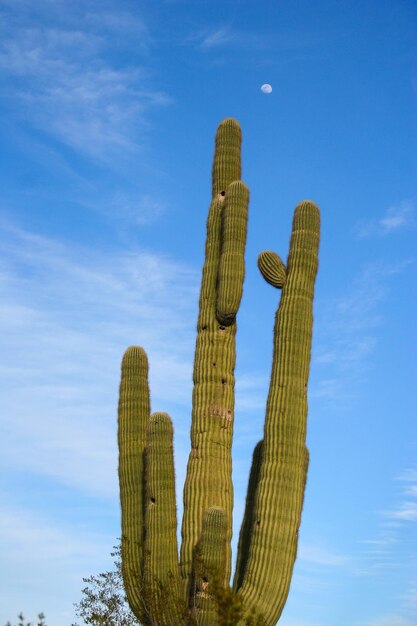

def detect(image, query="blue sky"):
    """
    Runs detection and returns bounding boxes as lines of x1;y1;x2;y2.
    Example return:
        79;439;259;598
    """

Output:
0;0;416;624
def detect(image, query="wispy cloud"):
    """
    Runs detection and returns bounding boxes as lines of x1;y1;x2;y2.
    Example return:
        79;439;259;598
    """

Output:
359;615;416;626
187;21;342;57
398;468;417;496
355;200;416;238
0;499;115;624
385;467;417;524
401;582;417;611
109;193;167;225
0;4;171;162
284;540;351;601
0;219;198;498
184;23;268;54
311;261;405;407
357;464;417;626
199;26;237;49
385;502;417;522
298;543;350;568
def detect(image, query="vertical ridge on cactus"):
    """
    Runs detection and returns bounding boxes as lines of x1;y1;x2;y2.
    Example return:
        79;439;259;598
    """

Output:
217;181;249;326
118;346;150;623
117;120;320;625
193;507;228;625
143;412;180;620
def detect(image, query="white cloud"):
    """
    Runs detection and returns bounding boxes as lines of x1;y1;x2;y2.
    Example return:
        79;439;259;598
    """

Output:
84;10;150;48
355;200;416;238
311;263;388;405
286;541;351;599
401;582;417;611
109;192;167;225
189;25;267;53
385;502;417;522
398;467;417;489
358;463;417;593
199;26;236;49
298;543;350;567
359;615;415;626
0;219;198;498
383;467;417;523
0;500;115;626
0;8;171;162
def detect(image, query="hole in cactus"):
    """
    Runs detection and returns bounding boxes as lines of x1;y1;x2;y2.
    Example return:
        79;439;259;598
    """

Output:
256;519;261;526
221;378;226;385
220;191;225;196
212;362;216;367
219;325;225;331
202;325;207;330
150;497;156;504
202;576;208;583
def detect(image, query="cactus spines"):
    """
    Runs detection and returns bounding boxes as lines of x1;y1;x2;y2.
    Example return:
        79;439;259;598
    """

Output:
193;507;227;625
216;180;250;325
212;117;242;196
117;121;320;626
118;346;150;622
143;413;180;600
257;250;287;288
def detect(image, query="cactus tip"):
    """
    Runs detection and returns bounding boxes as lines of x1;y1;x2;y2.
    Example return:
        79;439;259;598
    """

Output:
121;345;148;370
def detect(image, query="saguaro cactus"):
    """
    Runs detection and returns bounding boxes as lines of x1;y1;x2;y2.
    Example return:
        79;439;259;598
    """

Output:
117;118;320;626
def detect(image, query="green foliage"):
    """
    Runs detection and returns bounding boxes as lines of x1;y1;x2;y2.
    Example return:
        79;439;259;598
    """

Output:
75;542;266;626
73;544;138;626
5;613;46;626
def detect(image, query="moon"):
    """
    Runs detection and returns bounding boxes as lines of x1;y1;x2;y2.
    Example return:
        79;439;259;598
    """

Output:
261;83;272;94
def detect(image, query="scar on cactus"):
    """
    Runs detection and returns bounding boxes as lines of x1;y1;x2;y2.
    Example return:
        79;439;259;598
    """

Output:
117;118;320;625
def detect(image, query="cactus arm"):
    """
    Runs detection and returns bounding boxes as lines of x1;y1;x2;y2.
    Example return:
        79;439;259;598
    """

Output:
236;200;320;625
143;412;184;625
232;440;264;592
217;181;250;326
180;118;247;596
192;507;227;625
117;346;150;622
257;251;287;289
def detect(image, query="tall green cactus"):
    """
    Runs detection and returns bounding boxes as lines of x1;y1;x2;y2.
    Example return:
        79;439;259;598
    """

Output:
117;118;320;626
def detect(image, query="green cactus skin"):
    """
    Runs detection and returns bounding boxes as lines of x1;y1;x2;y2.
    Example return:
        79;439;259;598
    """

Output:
118;346;150;623
117;120;320;626
180;118;249;597
193;507;227;625
257;250;287;288
143;412;182;624
233;440;264;592
234;200;320;624
217;181;250;325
